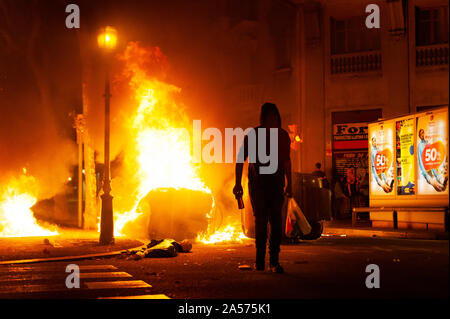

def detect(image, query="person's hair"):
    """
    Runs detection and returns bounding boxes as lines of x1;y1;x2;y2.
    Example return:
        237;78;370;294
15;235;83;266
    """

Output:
260;102;281;128
315;162;321;169
418;129;424;136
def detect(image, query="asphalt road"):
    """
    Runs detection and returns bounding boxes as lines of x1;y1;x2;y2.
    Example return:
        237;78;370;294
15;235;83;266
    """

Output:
0;236;448;299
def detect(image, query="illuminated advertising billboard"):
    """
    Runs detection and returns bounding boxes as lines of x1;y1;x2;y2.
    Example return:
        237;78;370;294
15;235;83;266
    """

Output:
369;107;448;207
396;118;415;196
416;110;448;196
368;121;395;197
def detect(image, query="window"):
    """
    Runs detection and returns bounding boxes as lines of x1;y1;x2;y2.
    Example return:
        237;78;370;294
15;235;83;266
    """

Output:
330;16;381;54
415;6;449;46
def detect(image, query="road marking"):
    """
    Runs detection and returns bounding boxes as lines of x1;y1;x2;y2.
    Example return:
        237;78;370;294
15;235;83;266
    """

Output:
98;294;170;299
79;265;118;271
80;271;132;279
0;264;118;274
0;272;131;283
0;264;165;299
85;280;152;289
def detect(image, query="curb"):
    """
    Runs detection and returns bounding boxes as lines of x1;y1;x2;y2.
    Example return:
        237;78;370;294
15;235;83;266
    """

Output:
323;227;449;240
0;245;147;266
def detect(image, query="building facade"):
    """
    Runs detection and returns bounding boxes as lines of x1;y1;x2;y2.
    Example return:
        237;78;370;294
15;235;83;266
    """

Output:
295;0;448;185
218;0;448;182
215;0;448;227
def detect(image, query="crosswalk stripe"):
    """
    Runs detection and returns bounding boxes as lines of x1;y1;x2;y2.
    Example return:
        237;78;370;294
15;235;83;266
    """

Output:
80;272;132;279
1;280;152;294
79;265;118;271
0;264;167;299
85;280;152;289
0;264;118;274
0;271;132;282
99;294;170;299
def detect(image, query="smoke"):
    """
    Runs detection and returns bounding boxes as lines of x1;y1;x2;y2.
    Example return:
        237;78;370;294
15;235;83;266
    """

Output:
0;0;80;200
0;71;78;200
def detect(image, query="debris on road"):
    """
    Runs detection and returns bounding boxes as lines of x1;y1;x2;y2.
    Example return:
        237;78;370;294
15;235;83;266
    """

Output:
121;239;192;260
238;264;252;271
43;238;62;248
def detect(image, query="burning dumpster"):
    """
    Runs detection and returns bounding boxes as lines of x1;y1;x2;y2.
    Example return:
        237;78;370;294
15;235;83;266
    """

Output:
138;188;212;241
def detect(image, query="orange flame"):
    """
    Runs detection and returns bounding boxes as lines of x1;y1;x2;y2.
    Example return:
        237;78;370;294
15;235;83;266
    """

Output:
112;43;211;236
197;224;248;244
111;42;246;243
0;174;58;237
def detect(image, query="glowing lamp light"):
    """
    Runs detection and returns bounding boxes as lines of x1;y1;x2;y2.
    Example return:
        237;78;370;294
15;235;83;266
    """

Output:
97;26;118;50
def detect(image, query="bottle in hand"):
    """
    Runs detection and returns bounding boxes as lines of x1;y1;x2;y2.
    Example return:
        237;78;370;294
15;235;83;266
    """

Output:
234;190;244;209
236;195;244;209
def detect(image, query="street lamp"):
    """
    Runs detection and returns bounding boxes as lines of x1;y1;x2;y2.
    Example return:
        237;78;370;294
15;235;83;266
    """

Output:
97;26;118;50
98;26;117;245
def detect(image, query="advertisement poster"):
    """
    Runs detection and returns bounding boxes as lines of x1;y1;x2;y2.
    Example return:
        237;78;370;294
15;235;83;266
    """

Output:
416;111;449;195
396;118;415;195
369;122;395;196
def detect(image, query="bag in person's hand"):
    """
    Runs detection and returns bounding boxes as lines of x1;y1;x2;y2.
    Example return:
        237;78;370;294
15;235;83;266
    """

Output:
285;197;312;237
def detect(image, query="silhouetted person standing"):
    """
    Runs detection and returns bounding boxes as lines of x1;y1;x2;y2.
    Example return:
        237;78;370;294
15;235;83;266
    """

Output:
312;162;329;188
233;103;292;273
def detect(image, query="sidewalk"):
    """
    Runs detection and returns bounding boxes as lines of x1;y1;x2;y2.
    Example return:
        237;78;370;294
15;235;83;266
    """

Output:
323;220;449;240
0;228;144;263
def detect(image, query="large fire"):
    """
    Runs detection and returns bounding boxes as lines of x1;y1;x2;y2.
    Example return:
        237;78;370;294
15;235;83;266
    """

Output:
197;225;248;244
0;42;246;243
0;174;58;237
112;43;246;243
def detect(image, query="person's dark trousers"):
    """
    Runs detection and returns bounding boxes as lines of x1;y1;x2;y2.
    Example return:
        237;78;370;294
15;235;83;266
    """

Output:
250;183;284;267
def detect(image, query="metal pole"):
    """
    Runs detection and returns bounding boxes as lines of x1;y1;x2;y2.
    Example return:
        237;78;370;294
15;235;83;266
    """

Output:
99;65;114;245
78;134;83;228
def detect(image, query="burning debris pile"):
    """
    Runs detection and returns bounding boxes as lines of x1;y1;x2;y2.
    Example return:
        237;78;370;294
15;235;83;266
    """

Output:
120;238;192;260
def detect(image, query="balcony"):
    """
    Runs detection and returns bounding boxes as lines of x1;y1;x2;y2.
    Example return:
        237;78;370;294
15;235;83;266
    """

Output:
416;44;449;68
331;51;382;75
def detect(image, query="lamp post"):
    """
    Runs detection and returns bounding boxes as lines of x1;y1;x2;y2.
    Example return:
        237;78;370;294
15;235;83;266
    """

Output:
97;26;117;245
